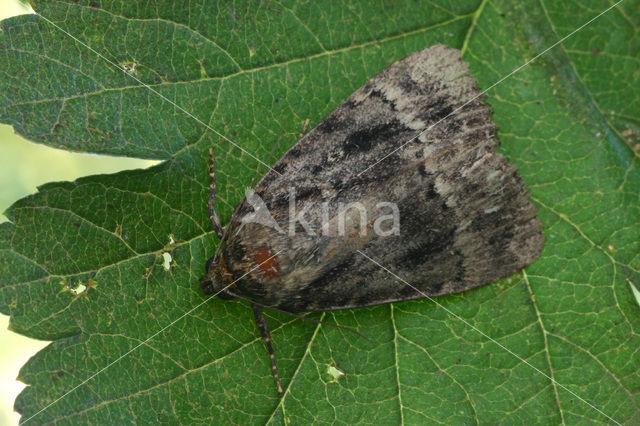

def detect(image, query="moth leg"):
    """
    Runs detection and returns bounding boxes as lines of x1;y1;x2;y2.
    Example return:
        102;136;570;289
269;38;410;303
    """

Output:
252;304;284;394
208;147;223;238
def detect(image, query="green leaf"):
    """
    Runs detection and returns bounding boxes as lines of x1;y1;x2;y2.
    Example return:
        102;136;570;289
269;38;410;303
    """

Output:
1;0;638;423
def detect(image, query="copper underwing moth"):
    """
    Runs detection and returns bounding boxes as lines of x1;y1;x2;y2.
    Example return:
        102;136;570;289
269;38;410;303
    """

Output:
199;44;545;393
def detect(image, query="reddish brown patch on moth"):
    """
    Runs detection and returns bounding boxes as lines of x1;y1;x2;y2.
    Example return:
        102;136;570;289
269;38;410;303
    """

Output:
325;247;339;260
253;247;280;278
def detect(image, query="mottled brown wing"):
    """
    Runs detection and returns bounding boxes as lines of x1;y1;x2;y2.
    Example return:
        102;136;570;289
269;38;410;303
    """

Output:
221;44;544;312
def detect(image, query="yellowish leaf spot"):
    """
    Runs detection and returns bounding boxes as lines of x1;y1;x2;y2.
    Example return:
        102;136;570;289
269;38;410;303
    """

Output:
70;283;87;295
162;252;173;271
121;61;138;74
327;364;345;382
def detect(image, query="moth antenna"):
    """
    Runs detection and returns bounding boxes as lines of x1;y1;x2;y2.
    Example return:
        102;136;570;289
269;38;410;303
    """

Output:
229;291;373;343
252;304;284;394
207;147;223;238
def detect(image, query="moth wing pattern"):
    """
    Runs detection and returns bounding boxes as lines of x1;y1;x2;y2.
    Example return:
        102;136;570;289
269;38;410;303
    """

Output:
220;44;544;312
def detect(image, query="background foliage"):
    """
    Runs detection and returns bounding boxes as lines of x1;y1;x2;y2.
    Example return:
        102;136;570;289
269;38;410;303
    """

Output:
0;0;638;424
0;3;157;426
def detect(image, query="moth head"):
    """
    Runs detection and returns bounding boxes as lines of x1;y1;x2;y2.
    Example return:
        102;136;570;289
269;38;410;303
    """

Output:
199;254;234;299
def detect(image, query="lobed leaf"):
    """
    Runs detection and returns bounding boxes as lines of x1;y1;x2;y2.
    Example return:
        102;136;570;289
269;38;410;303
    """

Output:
0;0;638;423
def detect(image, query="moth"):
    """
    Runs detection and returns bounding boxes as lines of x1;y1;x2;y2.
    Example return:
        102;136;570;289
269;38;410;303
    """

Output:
199;44;544;393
